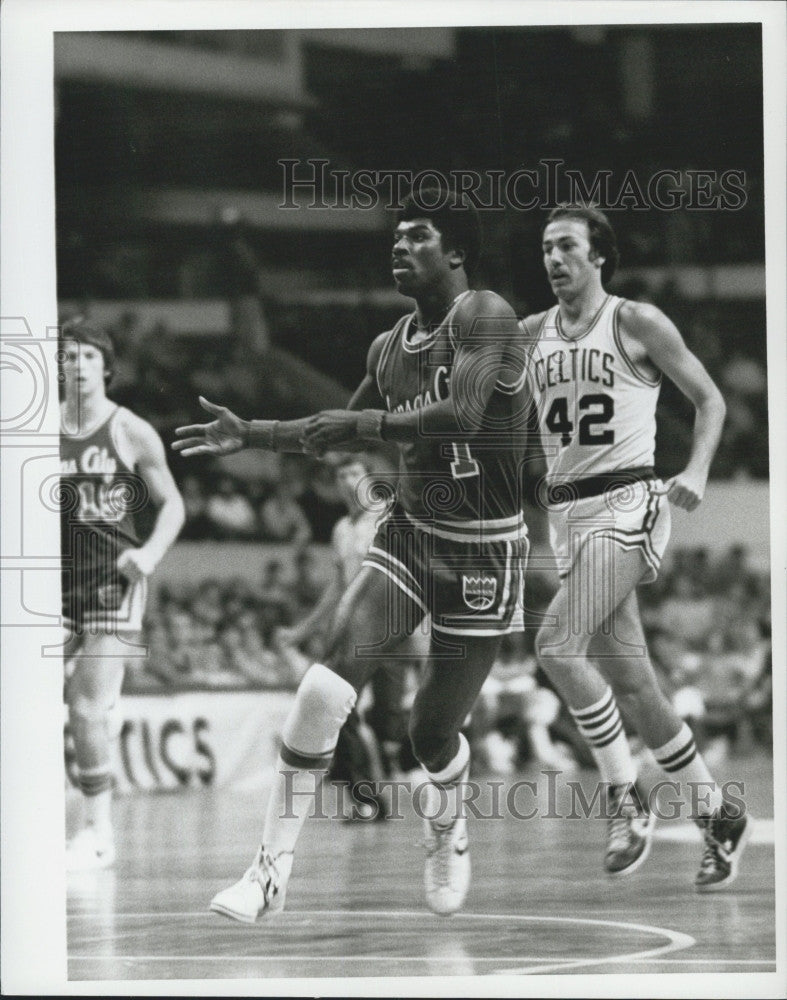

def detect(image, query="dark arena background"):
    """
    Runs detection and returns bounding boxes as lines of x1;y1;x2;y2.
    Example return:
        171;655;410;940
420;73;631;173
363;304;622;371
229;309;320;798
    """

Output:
3;10;784;996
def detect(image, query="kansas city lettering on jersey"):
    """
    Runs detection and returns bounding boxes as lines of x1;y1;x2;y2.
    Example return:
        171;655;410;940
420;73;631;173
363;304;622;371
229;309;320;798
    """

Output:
385;364;450;413
60;445;118;476
532;347;615;392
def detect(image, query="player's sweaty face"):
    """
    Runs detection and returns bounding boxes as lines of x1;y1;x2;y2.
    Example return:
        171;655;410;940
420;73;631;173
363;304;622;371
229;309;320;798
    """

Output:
61;342;105;395
392;220;454;292
542;219;599;296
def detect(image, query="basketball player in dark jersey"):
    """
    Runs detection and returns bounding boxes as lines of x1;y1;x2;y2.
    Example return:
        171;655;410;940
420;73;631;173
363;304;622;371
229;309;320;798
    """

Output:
521;205;750;891
60;320;184;869
174;191;530;920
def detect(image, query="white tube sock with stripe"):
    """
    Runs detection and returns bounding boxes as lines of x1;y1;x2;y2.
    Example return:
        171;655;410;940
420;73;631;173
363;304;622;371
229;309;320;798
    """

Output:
569;686;637;787
652;722;722;816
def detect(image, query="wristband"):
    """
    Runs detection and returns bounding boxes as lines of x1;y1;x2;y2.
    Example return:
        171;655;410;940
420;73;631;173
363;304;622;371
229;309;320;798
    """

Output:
247;419;280;450
356;409;386;441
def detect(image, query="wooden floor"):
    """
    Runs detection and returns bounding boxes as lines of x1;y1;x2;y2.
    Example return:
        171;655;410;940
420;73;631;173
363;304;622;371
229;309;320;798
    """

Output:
67;753;777;983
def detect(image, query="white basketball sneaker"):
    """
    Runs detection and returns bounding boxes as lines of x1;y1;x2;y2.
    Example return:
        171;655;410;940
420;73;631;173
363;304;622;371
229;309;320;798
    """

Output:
423;815;471;915
66;826;116;871
210;847;293;924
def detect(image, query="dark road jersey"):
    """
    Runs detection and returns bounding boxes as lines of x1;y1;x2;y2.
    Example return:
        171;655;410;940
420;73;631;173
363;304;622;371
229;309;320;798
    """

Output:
60;406;142;567
375;290;528;541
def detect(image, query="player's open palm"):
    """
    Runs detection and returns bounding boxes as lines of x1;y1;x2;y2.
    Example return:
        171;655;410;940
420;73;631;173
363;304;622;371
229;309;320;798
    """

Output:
173;397;247;457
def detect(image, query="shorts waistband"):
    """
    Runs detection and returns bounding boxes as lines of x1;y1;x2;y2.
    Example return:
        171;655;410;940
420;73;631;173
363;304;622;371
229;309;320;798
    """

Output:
546;467;656;504
402;509;526;543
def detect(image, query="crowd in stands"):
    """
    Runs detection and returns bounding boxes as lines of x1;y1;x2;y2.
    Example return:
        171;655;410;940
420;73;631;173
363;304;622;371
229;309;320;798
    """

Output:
89;285;769;511
466;545;772;773
125;543;773;769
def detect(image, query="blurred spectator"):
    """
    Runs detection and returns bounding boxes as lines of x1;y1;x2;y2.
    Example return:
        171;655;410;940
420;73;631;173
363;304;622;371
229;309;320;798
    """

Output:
205;476;257;540
721;353;767;400
657;573;715;650
179;474;212;540
472;633;576;773
258;560;297;636
290;548;327;616
258;478;312;548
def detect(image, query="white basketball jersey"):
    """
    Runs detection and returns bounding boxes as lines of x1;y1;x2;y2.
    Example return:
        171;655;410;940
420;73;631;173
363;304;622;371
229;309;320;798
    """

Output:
525;295;661;483
332;509;380;583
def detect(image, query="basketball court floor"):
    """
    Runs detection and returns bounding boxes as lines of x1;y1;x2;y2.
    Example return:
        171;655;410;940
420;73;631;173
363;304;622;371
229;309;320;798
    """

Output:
66;752;777;984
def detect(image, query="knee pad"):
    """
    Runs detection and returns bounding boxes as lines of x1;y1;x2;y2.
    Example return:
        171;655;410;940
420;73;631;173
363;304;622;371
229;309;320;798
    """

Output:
281;664;357;767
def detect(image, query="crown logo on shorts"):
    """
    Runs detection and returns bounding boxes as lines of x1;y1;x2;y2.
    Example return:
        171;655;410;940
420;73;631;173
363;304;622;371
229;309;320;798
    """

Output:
462;573;497;611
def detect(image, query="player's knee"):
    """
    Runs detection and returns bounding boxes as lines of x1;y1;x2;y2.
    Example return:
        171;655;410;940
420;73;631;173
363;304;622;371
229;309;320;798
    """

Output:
68;690;114;725
296;663;357;718
535;625;564;667
535;624;584;668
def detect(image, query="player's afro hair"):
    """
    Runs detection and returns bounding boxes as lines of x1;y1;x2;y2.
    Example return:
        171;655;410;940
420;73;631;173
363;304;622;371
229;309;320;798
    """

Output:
396;186;482;274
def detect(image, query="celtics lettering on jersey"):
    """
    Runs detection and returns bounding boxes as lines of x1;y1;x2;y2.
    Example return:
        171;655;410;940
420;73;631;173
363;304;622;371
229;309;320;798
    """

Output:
376;290;527;528
526;295;661;484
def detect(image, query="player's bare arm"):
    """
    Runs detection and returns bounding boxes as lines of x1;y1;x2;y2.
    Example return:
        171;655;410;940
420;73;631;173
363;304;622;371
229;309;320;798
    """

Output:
116;412;185;582
303;292;524;451
172;332;389;458
619;299;726;512
518;310;549;390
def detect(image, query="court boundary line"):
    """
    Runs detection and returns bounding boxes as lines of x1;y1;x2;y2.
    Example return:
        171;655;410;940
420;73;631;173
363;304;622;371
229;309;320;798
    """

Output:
67;908;697;976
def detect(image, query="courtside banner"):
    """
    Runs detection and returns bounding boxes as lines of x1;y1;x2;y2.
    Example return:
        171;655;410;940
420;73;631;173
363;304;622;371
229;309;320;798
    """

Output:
65;690;295;794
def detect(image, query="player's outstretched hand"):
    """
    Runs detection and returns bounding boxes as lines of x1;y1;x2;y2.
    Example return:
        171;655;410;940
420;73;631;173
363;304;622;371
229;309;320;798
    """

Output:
655;469;706;512
172;397;247;457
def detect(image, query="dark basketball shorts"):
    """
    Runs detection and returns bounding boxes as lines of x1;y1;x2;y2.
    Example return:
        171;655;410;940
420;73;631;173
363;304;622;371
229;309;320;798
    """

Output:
62;559;147;636
362;503;528;638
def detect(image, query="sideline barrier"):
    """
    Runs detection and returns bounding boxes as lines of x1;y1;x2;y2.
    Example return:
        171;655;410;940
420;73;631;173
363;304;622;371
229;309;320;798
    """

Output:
65;689;295;795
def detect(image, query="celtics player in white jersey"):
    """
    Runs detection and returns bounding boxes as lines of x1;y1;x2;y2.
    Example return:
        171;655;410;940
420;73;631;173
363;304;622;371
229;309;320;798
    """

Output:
521;205;750;891
60;320;185;869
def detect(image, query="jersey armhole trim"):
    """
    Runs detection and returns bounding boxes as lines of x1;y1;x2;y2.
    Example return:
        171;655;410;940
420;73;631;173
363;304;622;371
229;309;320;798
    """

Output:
613;300;662;387
375;318;408;399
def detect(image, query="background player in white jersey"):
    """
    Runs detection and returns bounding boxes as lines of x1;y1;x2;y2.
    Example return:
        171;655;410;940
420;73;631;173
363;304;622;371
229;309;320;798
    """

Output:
60;320;185;869
521;205;750;891
174;190;529;920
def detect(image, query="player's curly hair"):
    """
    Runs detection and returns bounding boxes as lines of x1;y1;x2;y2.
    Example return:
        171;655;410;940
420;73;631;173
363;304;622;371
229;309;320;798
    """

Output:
58;316;115;385
396;187;482;275
543;204;620;286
